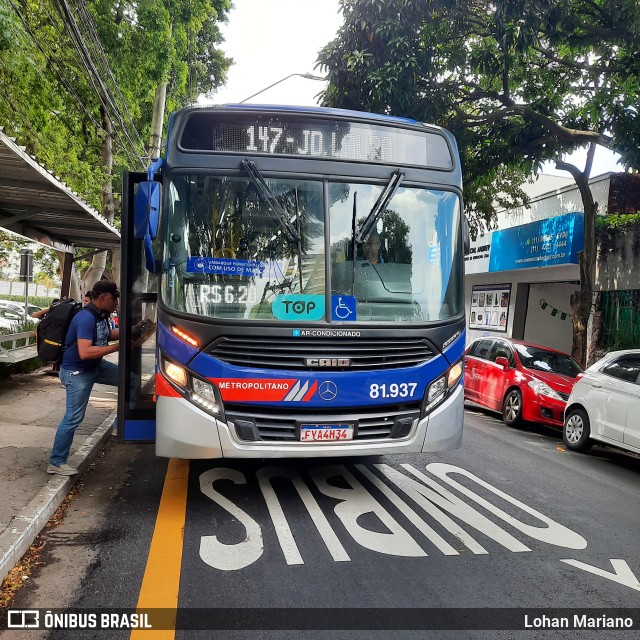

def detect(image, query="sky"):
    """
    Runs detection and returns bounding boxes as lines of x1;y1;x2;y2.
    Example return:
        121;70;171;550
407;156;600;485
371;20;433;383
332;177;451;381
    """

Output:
207;0;622;177
206;0;343;107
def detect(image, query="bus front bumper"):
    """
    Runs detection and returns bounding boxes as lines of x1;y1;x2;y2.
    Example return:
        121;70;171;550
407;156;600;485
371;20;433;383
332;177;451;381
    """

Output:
155;384;464;459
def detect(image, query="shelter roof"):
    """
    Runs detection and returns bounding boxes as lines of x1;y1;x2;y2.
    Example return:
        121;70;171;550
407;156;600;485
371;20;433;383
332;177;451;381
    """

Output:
0;127;120;252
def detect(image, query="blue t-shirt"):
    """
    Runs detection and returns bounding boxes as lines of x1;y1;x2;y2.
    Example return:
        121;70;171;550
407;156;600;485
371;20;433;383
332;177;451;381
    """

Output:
61;308;111;371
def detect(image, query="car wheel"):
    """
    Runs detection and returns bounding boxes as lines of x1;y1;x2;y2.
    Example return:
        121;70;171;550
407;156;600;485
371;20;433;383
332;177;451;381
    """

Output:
563;408;592;452
502;389;523;427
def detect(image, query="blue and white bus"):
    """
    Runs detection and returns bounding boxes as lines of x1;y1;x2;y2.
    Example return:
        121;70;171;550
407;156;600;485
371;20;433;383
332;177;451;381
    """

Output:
118;104;466;458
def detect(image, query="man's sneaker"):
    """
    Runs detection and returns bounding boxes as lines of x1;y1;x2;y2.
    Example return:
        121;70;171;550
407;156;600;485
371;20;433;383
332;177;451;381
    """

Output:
47;463;78;476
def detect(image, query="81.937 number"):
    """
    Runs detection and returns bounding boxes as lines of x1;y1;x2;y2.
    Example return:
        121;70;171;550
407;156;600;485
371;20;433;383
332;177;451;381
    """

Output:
369;382;417;399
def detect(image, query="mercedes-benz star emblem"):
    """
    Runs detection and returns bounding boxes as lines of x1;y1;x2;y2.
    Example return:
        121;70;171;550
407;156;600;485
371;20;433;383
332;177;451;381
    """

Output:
318;381;338;401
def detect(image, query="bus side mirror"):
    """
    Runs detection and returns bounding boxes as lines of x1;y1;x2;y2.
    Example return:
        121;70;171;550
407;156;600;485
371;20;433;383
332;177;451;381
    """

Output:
134;181;161;273
463;214;471;255
134;181;161;240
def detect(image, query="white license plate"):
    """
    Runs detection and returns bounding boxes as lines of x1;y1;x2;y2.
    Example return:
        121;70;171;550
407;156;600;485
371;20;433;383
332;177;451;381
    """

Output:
300;424;354;442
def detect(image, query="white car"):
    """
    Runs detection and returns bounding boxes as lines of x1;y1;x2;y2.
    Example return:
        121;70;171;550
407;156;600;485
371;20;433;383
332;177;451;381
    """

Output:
0;300;42;321
563;349;640;455
0;307;24;331
0;299;42;312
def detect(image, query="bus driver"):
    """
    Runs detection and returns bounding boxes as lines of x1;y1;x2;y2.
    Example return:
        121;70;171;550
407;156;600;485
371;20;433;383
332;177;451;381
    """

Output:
363;231;383;264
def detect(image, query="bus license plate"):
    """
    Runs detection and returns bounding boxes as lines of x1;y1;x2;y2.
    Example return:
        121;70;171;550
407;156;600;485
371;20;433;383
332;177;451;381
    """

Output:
300;424;354;442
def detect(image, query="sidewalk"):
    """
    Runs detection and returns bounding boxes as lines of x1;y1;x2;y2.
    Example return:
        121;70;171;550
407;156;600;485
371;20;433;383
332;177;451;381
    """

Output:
0;363;117;581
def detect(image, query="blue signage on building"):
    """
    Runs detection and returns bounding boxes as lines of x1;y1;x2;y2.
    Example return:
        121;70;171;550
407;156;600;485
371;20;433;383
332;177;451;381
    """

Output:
489;212;584;272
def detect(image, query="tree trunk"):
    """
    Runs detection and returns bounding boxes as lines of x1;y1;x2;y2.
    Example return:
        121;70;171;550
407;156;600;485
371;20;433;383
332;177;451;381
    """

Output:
587;295;603;367
55;250;81;300
556;145;598;369
138;77;168;320
149;81;168;159
84;109;115;290
569;177;597;368
111;247;121;287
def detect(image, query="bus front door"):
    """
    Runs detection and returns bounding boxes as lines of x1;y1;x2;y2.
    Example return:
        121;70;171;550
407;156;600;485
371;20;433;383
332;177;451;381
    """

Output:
117;171;158;442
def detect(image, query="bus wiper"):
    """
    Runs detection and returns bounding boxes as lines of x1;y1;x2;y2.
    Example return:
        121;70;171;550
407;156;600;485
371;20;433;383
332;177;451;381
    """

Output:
241;159;301;243
350;191;357;295
355;170;404;245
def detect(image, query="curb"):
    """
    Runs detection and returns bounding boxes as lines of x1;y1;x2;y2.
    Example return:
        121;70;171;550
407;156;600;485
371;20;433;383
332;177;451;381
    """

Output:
0;409;117;582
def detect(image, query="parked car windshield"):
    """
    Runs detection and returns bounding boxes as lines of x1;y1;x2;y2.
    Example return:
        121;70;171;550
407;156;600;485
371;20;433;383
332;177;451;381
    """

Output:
514;344;583;378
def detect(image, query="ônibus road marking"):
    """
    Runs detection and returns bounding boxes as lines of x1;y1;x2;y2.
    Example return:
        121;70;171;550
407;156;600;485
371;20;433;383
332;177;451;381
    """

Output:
560;559;640;592
198;463;590;571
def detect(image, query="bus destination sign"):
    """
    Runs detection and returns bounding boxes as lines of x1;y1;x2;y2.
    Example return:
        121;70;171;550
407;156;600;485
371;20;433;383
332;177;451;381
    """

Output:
179;113;453;168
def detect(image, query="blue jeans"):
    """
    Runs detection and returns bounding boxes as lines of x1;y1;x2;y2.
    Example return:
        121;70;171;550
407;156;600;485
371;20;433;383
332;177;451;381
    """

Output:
50;360;125;466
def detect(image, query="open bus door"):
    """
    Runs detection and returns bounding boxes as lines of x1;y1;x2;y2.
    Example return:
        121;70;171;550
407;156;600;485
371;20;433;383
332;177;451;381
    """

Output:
117;170;159;441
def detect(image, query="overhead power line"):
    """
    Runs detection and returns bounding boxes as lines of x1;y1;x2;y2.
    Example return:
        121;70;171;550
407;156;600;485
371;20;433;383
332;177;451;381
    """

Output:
7;0;106;135
9;0;150;169
67;0;148;155
53;0;148;168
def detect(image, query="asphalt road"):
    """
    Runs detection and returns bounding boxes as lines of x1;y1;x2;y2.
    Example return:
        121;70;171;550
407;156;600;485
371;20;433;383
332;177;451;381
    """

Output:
5;408;640;639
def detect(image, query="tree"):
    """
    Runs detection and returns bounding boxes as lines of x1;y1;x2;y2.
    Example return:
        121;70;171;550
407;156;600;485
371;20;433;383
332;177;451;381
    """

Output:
317;0;640;366
0;0;231;295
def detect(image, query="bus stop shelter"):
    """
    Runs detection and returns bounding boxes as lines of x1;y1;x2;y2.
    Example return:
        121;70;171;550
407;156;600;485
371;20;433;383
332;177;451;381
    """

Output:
0;126;120;295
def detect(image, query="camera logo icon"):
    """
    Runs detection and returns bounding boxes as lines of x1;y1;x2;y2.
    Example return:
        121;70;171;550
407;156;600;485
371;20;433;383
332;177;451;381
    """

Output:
7;610;39;628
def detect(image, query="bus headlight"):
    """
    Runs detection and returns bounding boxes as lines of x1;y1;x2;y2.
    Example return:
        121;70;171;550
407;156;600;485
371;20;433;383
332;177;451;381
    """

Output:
163;360;188;388
428;376;446;403
160;353;225;421
421;359;464;416
191;377;225;420
447;361;463;388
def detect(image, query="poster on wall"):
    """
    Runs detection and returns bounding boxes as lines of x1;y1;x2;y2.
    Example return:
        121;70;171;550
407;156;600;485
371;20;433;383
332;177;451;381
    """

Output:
469;284;511;332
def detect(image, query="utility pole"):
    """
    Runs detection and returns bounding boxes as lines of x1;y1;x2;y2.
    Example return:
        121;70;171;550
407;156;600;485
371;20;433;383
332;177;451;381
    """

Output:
148;22;172;159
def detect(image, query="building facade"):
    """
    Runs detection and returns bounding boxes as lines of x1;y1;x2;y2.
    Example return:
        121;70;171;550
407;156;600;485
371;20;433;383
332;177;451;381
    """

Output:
464;172;640;356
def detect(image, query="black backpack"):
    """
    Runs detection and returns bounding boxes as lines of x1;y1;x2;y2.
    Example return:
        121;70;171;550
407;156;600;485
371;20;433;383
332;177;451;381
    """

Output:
36;300;84;363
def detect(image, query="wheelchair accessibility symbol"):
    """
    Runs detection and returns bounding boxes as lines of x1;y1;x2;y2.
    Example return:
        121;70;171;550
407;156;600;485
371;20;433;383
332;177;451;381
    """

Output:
331;295;357;321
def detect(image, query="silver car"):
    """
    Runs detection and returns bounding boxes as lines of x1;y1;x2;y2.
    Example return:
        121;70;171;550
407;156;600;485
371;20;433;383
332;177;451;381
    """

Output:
563;349;640;455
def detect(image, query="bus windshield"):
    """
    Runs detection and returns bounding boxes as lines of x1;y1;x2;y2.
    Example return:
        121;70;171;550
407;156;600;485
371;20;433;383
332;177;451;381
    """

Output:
162;173;462;323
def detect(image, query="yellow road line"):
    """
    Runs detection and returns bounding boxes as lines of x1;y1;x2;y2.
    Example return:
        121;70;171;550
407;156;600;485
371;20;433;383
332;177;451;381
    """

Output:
131;458;189;640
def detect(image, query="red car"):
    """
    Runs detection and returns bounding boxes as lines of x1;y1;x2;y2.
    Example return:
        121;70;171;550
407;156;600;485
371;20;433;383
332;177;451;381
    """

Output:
464;337;583;428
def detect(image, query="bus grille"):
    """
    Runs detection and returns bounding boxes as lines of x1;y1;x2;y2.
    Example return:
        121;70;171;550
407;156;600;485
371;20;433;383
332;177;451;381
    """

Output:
208;336;434;370
225;402;421;442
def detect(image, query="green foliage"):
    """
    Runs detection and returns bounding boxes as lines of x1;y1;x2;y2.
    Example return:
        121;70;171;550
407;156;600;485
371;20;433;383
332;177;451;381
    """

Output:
0;358;43;378
381;211;412;263
595;212;640;262
600;290;640;351
320;0;640;364
596;212;640;230
1;295;55;308
33;270;57;291
0;0;232;289
0;0;22;52
0;0;232;216
0;311;42;378
0;230;30;263
318;0;640;234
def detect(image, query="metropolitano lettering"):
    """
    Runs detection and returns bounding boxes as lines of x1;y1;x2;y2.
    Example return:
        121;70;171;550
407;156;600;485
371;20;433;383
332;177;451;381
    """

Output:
199;463;587;571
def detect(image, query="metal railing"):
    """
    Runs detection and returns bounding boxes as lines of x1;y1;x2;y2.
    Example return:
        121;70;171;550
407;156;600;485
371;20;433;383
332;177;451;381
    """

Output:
0;330;38;364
